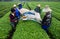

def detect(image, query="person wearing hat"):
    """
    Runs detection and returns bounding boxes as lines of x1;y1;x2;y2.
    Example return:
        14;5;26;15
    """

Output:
42;5;52;32
18;3;22;9
34;4;42;14
14;4;22;23
9;8;18;29
42;5;52;13
17;3;30;15
13;4;17;10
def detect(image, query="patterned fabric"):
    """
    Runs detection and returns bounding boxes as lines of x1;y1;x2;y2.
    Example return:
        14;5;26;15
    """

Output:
42;12;52;29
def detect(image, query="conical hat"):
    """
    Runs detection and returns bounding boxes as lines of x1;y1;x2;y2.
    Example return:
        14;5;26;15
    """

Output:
13;4;16;7
37;4;41;7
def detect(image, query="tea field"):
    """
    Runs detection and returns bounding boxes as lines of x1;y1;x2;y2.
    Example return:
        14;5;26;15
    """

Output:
0;2;60;39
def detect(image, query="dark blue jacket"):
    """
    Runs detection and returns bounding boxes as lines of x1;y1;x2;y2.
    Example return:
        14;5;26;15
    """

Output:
34;7;41;13
15;8;20;19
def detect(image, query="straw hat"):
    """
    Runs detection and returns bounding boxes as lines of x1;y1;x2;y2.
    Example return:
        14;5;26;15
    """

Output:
13;4;16;7
45;5;49;8
37;4;41;7
43;5;52;12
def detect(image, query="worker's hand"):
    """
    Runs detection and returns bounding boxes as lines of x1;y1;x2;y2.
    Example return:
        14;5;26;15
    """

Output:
15;20;17;22
12;13;14;16
22;16;27;18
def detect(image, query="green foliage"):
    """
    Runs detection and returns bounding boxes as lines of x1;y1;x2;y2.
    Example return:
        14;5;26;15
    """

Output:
12;20;50;39
0;12;11;39
49;18;60;39
0;2;16;18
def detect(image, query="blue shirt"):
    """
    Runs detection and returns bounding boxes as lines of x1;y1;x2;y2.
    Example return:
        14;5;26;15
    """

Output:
15;8;20;19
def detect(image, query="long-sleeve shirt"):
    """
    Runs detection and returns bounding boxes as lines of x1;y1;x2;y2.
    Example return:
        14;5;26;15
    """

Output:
42;12;52;26
10;13;16;22
15;8;21;19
